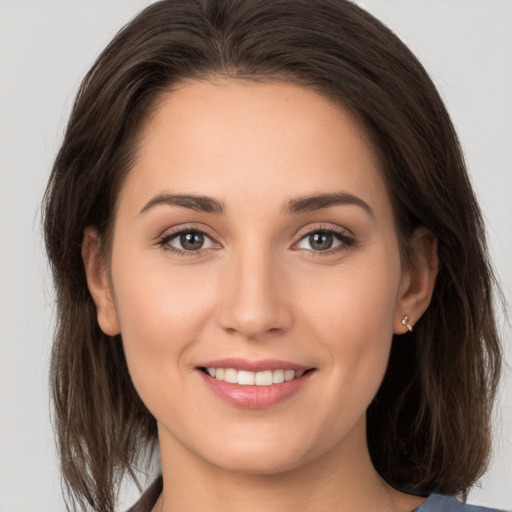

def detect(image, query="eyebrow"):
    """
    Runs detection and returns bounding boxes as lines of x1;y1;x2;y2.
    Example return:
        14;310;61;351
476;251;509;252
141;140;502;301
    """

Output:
282;192;375;218
139;193;226;215
139;191;374;218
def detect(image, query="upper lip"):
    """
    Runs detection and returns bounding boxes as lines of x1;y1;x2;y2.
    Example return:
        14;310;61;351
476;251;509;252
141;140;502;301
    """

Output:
196;358;313;372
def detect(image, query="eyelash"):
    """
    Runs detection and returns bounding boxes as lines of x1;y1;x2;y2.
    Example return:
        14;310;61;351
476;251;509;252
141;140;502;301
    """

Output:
295;225;355;257
157;226;218;257
157;225;355;257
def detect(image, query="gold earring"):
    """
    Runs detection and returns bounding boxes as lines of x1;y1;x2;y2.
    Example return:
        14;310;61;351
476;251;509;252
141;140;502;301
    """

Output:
401;315;413;332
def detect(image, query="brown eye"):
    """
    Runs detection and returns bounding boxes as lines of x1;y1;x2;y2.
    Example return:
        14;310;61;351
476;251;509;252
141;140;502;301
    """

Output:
160;229;217;254
308;232;334;251
180;231;205;250
295;228;355;255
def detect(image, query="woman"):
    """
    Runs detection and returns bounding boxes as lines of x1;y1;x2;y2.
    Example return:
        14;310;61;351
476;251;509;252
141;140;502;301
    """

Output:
43;1;504;511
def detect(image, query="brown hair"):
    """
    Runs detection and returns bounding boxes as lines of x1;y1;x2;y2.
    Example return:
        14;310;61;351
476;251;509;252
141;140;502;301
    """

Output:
43;1;502;510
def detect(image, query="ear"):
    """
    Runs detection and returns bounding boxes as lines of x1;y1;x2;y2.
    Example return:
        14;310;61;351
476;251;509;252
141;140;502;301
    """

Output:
394;227;438;334
81;227;121;336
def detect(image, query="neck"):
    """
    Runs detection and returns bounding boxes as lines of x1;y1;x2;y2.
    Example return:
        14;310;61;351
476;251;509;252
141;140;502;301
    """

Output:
154;420;424;512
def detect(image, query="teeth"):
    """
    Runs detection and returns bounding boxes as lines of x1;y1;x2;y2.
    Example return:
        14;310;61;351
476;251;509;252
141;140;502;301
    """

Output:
284;370;295;381
255;370;272;386
272;369;284;384
205;367;307;386
237;370;255;385
225;368;237;384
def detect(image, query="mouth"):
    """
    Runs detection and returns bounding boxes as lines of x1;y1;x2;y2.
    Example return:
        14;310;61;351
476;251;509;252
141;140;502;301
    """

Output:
199;367;314;386
195;359;317;408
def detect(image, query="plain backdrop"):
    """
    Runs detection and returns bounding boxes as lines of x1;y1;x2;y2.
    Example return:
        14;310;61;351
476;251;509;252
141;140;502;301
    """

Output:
0;1;511;510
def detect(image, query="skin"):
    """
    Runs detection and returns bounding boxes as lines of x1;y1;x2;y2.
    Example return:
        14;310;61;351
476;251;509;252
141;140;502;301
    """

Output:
83;79;438;511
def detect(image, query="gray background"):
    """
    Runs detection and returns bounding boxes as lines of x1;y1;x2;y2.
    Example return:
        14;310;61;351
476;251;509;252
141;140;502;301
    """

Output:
0;1;510;510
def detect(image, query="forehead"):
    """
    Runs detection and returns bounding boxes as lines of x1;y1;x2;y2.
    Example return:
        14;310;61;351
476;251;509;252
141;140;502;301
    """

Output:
122;79;391;220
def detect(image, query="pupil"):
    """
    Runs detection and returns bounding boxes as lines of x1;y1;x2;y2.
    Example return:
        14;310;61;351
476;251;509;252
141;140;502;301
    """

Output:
310;232;333;250
180;232;204;250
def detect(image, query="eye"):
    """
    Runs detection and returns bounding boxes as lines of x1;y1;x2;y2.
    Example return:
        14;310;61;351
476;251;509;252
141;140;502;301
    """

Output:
158;228;218;255
295;227;354;254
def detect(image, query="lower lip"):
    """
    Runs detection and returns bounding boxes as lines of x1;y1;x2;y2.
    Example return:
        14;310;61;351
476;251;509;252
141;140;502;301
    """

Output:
197;369;315;409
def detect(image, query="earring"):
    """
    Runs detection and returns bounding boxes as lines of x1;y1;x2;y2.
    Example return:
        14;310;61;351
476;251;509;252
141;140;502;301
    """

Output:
401;315;413;332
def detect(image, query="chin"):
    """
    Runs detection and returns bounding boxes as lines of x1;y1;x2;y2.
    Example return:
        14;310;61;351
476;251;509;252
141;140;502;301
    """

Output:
192;429;320;476
207;450;305;476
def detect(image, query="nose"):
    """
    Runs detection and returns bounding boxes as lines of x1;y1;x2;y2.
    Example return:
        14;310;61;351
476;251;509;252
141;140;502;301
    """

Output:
217;247;293;340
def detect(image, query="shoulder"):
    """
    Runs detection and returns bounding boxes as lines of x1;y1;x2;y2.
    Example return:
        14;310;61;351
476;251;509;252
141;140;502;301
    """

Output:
415;494;508;512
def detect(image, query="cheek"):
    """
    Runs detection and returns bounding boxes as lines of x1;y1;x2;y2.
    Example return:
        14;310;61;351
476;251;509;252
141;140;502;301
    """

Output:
297;253;400;406
110;251;218;412
299;255;400;346
111;235;217;335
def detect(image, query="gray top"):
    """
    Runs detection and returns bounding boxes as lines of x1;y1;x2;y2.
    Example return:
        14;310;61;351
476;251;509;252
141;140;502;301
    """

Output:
415;493;506;512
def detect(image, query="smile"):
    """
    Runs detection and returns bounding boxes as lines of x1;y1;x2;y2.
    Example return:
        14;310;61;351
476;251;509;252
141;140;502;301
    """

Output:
196;359;316;408
202;368;306;386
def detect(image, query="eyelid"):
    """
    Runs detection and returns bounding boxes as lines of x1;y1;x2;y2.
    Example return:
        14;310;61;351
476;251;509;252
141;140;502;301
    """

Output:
294;223;354;241
157;224;221;255
292;224;356;255
156;222;355;257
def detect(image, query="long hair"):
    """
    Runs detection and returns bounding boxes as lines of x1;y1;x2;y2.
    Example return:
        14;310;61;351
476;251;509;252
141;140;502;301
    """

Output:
43;1;502;510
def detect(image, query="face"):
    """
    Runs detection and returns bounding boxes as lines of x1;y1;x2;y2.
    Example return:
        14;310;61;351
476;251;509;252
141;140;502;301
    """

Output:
86;79;428;476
